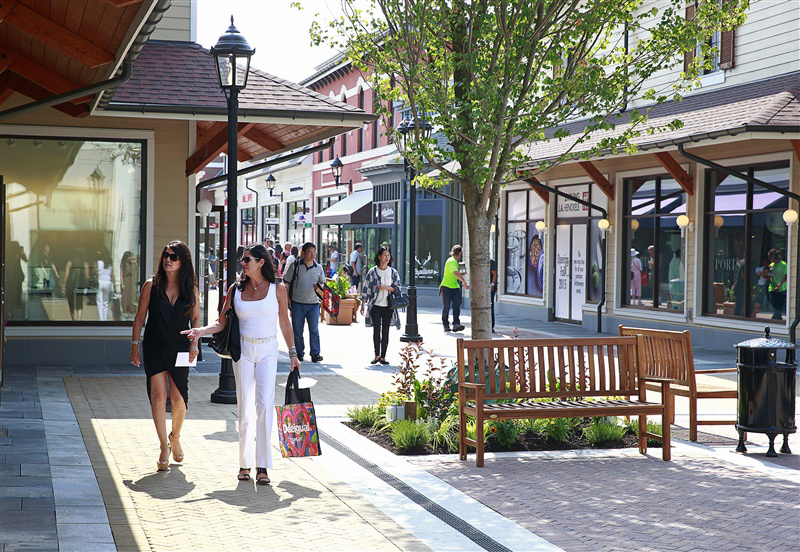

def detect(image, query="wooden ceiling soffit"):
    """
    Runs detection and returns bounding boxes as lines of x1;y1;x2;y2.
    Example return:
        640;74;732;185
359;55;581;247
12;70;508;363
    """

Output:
186;123;256;176
520;171;550;204
2;73;89;117
0;51;14;73
7;53;92;104
653;152;693;195
243;127;285;152
106;0;144;7
3;4;115;68
578;161;614;200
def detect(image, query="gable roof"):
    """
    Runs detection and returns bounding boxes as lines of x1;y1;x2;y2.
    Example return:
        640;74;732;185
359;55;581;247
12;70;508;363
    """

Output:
103;41;371;124
517;72;800;170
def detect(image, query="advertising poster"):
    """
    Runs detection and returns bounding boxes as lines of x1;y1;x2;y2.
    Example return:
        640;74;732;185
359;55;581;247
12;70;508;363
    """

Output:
526;222;544;297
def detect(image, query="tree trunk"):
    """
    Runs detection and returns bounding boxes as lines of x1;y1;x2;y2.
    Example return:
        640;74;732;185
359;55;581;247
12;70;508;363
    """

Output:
464;202;493;340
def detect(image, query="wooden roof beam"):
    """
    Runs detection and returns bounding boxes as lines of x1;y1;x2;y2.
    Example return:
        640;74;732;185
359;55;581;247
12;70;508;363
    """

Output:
0;51;14;73
186;123;256;176
578;161;614;200
0;0;19;22
2;73;89;117
5;4;115;68
519;171;550;204
106;0;144;6
243;127;285;152
653;152;693;195
8;53;93;104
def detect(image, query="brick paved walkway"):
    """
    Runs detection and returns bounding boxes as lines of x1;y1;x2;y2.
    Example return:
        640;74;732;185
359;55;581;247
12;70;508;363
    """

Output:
64;375;425;552
409;451;799;552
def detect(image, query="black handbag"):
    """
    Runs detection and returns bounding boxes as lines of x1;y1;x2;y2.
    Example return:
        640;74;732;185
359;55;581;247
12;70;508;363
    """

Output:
285;369;311;404
209;287;241;362
388;286;409;310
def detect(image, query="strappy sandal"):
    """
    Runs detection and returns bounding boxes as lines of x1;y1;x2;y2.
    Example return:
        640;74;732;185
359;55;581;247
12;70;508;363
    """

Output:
255;468;270;485
157;444;170;472
237;468;251;481
169;432;184;463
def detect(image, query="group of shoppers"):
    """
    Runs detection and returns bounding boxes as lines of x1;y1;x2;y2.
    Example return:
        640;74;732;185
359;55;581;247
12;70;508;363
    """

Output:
129;238;473;483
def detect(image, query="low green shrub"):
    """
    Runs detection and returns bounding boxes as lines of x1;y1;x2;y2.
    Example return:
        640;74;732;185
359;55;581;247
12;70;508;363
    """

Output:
543;417;579;443
518;418;549;436
421;415;459;453
390;419;431;451
346;404;385;428
624;418;664;445
583;418;626;445
486;420;519;449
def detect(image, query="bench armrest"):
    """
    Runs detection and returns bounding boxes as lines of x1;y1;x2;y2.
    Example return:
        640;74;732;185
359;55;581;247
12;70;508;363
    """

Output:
639;376;680;384
700;368;737;374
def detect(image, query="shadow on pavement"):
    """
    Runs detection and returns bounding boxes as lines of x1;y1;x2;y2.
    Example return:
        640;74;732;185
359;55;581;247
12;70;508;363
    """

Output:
204;419;239;442
198;480;323;514
124;467;196;500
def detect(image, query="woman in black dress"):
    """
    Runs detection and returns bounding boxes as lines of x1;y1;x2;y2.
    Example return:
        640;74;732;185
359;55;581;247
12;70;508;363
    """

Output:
130;241;200;471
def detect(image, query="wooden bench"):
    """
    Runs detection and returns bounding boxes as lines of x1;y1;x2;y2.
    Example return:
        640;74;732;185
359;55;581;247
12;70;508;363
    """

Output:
618;325;737;441
456;337;671;467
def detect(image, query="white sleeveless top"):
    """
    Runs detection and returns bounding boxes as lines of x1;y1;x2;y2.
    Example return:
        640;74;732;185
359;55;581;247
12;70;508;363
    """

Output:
235;282;278;339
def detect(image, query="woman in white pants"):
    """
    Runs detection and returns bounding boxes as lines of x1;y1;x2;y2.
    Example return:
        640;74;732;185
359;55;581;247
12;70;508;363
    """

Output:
183;244;300;485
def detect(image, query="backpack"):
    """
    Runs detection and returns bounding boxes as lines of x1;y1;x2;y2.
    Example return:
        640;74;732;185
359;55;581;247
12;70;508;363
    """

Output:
286;261;300;301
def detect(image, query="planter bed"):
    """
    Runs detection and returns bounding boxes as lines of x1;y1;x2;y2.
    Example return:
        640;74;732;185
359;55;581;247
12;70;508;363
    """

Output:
344;419;661;457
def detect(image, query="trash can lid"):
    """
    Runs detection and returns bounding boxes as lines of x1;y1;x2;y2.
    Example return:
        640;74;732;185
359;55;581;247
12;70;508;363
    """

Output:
734;327;800;350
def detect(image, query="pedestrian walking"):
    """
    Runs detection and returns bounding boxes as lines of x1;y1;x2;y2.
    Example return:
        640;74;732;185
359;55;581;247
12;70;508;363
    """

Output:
283;242;326;362
490;258;497;333
328;244;339;277
95;247;115;322
182;244;300;485
630;248;643;306
767;248;787;320
349;242;364;290
439;244;469;332
130;241;200;472
360;246;401;365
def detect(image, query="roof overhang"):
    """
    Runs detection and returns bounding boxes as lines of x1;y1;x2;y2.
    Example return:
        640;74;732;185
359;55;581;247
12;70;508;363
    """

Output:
315;190;372;225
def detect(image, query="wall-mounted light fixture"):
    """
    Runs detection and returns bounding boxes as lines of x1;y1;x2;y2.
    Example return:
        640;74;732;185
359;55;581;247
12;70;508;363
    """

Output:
57;140;66;149
535;220;547;235
32;139;42;148
197;199;213;217
598;218;612;236
713;214;724;238
266;173;282;200
783;208;798;226
629;218;639;233
676;214;694;237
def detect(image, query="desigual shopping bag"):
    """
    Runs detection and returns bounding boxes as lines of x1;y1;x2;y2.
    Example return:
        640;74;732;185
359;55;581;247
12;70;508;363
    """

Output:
275;370;321;458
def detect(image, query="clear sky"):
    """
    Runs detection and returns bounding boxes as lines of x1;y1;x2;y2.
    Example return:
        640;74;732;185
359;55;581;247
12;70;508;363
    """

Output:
195;0;345;84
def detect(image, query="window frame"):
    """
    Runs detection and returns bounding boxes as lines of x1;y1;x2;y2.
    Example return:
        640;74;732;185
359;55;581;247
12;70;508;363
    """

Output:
1;133;149;327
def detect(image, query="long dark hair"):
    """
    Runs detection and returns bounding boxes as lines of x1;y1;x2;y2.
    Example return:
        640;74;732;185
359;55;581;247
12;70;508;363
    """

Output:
374;246;392;267
153;240;196;317
237;244;277;291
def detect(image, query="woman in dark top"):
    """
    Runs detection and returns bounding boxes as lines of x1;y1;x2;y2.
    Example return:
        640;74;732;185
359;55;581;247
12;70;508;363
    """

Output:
130;241;200;472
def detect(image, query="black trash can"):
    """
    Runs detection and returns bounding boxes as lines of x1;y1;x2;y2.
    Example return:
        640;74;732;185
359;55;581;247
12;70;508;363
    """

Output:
734;327;798;457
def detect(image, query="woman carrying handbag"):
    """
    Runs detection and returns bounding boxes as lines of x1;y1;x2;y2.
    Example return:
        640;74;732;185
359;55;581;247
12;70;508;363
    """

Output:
360;246;401;365
182;244;300;485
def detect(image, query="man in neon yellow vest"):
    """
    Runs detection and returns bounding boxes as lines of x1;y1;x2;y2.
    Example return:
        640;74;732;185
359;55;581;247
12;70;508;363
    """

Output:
767;248;787;320
440;245;470;332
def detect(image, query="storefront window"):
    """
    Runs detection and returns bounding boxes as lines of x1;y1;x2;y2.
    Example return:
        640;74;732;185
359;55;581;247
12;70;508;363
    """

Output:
262;204;280;244
704;161;790;321
317;194;345;269
622;176;686;310
287;200;310;246
2;137;144;323
240;207;256;246
505;190;545;297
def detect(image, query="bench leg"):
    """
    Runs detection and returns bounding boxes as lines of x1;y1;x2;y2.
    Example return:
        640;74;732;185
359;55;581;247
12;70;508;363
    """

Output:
662;402;672;461
459;409;467;461
689;396;698;442
475;412;485;468
638;414;646;455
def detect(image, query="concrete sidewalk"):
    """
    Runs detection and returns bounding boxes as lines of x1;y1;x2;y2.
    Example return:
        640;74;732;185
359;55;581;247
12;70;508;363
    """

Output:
1;311;798;551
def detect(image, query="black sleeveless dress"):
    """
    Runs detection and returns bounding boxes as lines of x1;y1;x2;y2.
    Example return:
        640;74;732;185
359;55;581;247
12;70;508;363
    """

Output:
142;286;192;406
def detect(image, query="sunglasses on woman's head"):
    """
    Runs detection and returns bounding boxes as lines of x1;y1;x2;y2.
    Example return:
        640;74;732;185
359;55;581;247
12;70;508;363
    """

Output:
162;251;179;262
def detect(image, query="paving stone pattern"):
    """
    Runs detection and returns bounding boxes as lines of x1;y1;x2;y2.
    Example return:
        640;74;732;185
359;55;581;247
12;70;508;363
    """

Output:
64;375;423;552
410;453;800;552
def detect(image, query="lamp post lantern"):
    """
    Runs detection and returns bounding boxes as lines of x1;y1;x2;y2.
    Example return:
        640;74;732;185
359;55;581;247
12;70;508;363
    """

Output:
330;156;352;193
396;114;432;344
210;16;254;404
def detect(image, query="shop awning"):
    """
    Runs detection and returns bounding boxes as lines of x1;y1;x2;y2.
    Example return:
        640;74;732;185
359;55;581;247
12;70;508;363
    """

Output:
315;190;372;225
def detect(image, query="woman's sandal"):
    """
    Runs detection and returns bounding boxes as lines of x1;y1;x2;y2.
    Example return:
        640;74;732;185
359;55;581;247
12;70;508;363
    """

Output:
157;444;170;472
370;357;380;364
255;468;270;485
169;432;184;463
379;358;389;365
237;468;251;481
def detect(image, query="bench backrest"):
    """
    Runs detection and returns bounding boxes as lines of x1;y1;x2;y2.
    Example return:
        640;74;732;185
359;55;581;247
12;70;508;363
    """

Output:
618;325;695;390
456;337;640;400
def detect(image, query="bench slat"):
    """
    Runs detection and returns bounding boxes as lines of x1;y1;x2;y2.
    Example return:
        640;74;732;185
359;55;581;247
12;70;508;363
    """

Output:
498;346;506;394
607;344;616;391
587;344;596;392
477;347;486;390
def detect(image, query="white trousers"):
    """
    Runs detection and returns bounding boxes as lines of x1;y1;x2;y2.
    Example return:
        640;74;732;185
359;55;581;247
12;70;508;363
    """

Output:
96;281;112;321
233;338;279;469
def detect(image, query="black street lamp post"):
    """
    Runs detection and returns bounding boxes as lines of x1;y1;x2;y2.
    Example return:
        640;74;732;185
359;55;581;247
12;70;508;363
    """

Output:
396;115;432;344
209;17;254;404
